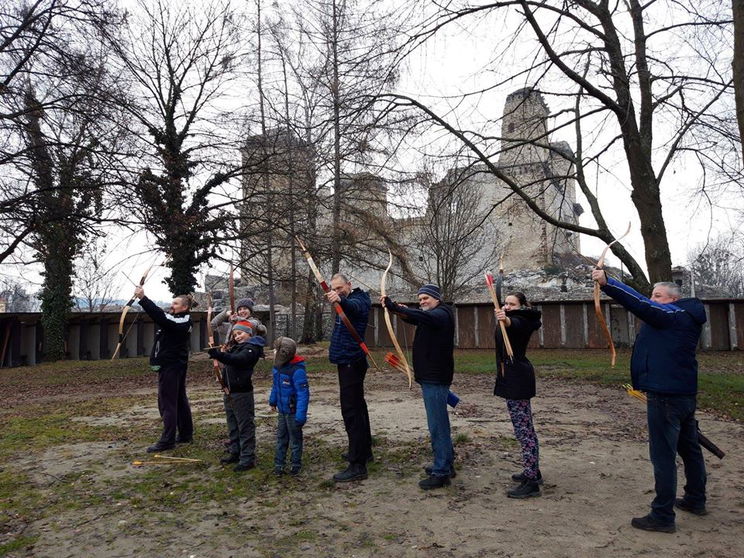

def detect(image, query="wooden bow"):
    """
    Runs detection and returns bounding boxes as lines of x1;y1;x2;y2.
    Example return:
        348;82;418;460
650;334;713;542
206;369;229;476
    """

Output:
485;271;514;371
295;236;380;371
381;249;412;388
594;222;632;367
111;264;153;360
206;291;229;395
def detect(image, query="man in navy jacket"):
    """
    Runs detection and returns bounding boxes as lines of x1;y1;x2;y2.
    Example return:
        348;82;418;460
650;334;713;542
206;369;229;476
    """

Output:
327;273;373;483
592;271;707;533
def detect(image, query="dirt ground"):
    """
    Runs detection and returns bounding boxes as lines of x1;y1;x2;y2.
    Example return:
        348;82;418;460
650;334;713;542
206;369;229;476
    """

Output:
6;362;744;558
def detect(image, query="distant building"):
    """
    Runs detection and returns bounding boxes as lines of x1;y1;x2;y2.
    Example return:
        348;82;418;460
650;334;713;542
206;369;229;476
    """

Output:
238;88;583;302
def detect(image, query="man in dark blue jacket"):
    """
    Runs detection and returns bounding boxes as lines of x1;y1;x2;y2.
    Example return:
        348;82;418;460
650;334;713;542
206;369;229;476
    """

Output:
592;271;707;533
135;286;194;453
327;273;373;483
382;284;456;490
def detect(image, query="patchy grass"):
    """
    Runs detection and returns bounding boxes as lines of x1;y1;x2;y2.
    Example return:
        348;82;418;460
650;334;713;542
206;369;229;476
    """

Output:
0;348;740;556
449;348;744;421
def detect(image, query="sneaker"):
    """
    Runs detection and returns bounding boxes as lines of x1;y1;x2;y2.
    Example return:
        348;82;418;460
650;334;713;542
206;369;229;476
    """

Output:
511;470;543;485
290;467;301;476
675;498;707;516
507;480;541;499
333;465;368;482
341;452;374;463
146;441;175;453
233;462;255;472
220;453;239;465
630;514;676;533
424;465;457;478
418;475;451;490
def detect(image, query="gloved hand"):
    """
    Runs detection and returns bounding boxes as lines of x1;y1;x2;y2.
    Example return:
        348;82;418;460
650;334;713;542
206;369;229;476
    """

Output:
207;347;221;359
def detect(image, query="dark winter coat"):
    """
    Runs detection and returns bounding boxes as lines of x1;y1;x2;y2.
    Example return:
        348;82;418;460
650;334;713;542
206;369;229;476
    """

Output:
211;337;266;393
139;296;192;367
493;307;542;400
385;299;456;385
601;277;706;395
269;356;310;425
329;288;371;365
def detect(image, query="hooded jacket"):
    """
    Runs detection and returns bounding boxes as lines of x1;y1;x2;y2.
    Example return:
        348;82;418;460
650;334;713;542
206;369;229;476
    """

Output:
601;277;706;395
494;307;542;400
269;356;310;425
139;296;192;367
212;336;266;393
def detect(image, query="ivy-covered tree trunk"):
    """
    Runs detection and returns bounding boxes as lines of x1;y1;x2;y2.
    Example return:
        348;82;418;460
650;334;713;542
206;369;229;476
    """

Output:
24;92;89;361
39;237;76;360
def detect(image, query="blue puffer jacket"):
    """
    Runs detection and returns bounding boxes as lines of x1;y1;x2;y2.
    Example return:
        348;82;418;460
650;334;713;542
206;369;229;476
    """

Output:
601;277;706;395
328;288;370;365
269;357;310;425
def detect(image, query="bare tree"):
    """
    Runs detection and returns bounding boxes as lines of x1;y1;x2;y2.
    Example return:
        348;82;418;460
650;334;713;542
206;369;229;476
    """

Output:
381;0;736;291
411;169;503;301
3;3;129;360
734;0;744;158
0;1;120;265
107;0;247;295
0;278;36;312
689;232;744;297
73;239;121;311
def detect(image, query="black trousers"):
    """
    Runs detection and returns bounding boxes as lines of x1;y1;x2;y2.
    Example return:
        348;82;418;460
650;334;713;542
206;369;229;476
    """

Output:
157;363;193;444
337;358;372;466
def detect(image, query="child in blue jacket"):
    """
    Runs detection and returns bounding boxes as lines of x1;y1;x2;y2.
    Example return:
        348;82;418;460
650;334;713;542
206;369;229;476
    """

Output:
269;337;309;475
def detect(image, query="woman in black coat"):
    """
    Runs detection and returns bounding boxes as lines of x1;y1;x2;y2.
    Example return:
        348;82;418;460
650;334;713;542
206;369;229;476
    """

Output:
494;292;542;499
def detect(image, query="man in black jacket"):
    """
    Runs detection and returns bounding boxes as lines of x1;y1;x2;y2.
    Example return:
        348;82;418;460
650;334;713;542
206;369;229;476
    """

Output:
135;286;194;453
382;284;455;490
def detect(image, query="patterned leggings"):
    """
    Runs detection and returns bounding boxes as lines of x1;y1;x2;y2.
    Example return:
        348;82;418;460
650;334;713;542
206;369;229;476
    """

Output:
507;399;540;480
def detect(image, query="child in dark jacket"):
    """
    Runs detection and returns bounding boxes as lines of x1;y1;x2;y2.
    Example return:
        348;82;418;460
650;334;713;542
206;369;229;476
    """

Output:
269;337;309;475
208;320;265;472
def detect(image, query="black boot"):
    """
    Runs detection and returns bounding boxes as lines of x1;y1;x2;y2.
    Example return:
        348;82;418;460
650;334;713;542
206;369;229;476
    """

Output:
147;441;175;453
220;453;239;465
675;498;707;516
630;514;676;533
333;464;368;482
341;452;374;463
507;479;540;499
418;475;451;490
424;465;457;478
511;469;543;485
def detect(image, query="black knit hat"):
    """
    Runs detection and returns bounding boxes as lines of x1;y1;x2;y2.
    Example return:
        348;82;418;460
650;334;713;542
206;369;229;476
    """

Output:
417;284;442;301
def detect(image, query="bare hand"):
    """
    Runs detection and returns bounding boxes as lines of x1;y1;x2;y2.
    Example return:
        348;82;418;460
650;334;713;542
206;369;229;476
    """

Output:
270;405;277;412
495;308;506;322
134;286;144;299
326;290;340;304
591;269;608;286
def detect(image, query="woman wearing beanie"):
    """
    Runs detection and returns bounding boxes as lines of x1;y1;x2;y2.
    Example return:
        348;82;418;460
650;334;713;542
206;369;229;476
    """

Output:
381;284;456;490
494;292;543;498
210;297;256;346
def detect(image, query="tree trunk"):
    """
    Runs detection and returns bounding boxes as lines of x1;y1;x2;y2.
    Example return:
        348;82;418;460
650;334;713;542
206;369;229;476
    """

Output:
734;0;744;161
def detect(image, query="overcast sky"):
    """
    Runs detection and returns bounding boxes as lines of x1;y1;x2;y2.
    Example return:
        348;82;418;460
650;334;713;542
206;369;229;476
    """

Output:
1;0;740;305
